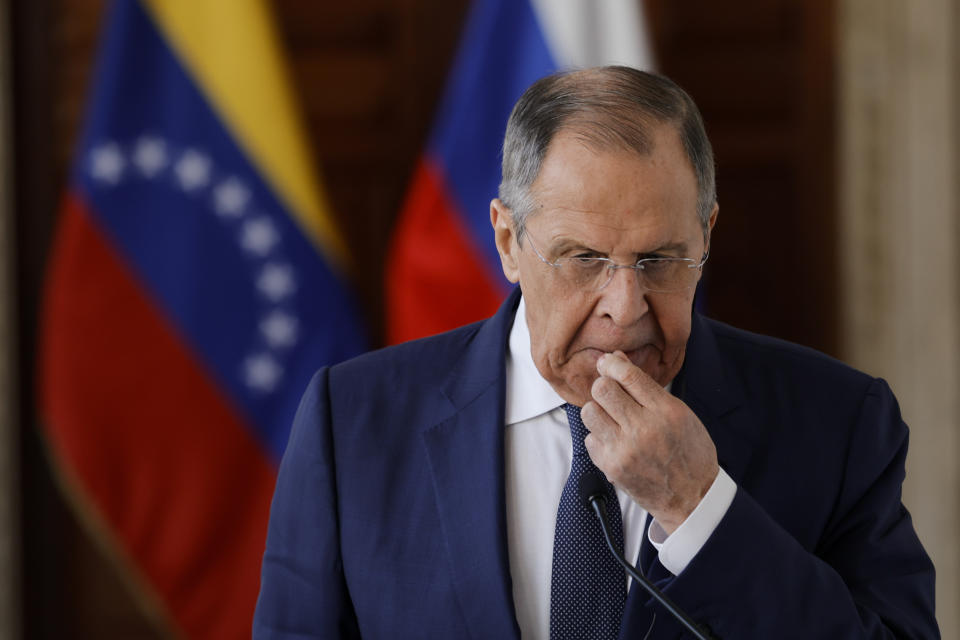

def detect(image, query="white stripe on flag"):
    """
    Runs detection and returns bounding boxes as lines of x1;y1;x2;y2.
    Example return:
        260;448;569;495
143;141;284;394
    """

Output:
529;0;654;70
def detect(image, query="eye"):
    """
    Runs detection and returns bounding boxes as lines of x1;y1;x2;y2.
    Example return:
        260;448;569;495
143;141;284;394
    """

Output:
638;252;669;261
566;254;606;273
639;258;671;272
570;253;604;264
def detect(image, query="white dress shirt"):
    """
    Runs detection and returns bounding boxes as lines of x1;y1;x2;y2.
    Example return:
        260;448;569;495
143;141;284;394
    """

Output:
504;296;737;639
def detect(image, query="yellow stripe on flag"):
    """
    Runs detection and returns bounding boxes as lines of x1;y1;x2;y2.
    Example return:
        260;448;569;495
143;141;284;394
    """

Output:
141;0;348;268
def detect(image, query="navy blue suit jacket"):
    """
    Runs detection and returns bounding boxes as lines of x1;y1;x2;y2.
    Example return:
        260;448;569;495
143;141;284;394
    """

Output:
254;288;937;638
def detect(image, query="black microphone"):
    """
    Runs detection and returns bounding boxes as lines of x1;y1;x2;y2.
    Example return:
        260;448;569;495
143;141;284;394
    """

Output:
579;473;716;640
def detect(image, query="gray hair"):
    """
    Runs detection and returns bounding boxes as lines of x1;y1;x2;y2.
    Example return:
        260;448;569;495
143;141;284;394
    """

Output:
498;66;716;241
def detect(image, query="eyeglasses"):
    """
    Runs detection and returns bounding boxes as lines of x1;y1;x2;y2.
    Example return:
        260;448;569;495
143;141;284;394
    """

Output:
524;232;708;293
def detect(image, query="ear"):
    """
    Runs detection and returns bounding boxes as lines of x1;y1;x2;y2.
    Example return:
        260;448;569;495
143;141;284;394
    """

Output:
696;202;719;286
490;198;521;283
708;202;719;232
705;202;719;251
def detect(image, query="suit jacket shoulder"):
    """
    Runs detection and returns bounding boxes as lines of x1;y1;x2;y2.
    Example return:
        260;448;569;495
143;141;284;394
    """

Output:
705;315;872;394
685;315;891;473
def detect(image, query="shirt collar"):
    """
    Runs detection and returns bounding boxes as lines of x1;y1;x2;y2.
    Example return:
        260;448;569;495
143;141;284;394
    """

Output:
505;296;567;425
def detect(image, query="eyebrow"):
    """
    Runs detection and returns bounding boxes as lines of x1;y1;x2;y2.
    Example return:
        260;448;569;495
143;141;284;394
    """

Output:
550;237;691;257
645;241;690;256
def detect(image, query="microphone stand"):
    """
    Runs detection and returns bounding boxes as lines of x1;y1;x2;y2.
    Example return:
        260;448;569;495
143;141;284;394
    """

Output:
582;478;717;640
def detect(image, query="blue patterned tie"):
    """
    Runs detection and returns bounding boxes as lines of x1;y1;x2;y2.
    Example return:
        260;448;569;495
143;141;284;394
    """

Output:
550;404;627;639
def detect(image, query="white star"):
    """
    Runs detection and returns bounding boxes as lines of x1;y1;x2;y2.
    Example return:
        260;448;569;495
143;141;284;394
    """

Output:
213;178;250;217
260;310;299;348
175;150;211;191
243;353;283;392
240;217;280;256
256;263;296;301
89;143;125;185
133;137;168;178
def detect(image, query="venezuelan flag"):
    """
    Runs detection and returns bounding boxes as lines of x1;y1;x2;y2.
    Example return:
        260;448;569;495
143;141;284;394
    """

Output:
39;0;367;636
386;0;653;344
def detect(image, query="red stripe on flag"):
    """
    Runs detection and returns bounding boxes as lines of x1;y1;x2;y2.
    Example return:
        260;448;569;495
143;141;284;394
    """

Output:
40;193;275;638
386;157;506;344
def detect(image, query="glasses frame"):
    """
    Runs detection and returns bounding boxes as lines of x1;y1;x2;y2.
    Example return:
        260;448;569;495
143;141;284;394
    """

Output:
523;231;710;293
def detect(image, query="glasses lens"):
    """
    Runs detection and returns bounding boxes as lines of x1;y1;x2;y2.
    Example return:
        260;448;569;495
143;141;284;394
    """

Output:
641;259;698;292
565;258;608;289
532;235;703;293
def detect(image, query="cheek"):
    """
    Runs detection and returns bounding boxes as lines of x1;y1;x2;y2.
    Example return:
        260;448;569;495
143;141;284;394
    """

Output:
523;286;594;365
544;301;594;362
650;294;694;355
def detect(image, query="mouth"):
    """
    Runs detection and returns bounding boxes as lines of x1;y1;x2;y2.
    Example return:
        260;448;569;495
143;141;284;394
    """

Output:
578;345;657;367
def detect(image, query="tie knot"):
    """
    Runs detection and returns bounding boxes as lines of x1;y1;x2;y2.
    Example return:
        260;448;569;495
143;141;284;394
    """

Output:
563;404;589;457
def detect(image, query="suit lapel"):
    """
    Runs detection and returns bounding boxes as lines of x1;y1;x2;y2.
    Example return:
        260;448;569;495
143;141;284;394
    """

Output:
623;312;757;639
681;312;758;483
421;289;522;640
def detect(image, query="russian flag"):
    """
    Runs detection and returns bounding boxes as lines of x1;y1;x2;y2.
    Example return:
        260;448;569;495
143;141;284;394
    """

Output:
386;0;653;344
38;0;367;637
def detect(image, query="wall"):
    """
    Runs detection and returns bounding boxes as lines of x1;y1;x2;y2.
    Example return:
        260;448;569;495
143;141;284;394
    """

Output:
839;0;960;635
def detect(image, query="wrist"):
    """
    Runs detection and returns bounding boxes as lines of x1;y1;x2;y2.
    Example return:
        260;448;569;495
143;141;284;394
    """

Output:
651;463;719;535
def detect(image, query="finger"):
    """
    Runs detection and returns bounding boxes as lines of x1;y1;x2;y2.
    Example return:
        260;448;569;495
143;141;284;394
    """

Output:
580;400;619;464
596;350;664;406
590;372;645;430
580;399;620;441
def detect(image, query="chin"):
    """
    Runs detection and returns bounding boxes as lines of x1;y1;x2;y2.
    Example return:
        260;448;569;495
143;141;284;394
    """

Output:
549;361;600;408
560;380;596;409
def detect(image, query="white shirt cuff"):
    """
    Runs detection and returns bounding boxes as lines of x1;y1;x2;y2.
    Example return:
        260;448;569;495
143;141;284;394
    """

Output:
647;467;737;576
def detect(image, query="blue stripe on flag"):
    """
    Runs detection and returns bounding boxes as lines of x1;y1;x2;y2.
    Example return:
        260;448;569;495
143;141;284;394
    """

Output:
428;0;559;280
73;0;367;460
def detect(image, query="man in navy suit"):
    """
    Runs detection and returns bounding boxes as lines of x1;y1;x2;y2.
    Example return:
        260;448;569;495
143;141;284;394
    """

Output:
253;67;938;638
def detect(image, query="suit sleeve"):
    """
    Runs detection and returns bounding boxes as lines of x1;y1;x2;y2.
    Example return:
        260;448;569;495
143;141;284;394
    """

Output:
253;368;361;639
649;378;939;639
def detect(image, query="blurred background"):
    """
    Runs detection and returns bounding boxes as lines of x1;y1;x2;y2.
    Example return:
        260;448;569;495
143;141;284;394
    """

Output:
0;0;957;637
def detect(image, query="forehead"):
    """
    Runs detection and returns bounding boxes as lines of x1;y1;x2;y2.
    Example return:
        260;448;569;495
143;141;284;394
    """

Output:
527;126;701;249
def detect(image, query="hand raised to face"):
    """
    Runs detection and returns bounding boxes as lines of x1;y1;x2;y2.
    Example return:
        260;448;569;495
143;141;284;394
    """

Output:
581;351;719;534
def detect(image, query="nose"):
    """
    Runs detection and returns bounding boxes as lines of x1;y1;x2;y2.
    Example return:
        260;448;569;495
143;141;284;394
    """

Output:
595;265;649;326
